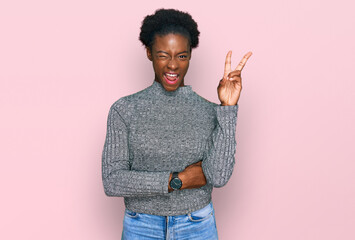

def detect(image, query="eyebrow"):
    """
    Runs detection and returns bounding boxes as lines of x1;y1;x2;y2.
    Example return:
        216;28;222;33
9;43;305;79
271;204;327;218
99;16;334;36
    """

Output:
156;50;189;55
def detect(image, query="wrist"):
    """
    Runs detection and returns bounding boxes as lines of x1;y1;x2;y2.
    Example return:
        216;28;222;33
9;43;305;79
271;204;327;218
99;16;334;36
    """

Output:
169;172;183;191
220;102;238;106
168;173;173;192
178;171;186;190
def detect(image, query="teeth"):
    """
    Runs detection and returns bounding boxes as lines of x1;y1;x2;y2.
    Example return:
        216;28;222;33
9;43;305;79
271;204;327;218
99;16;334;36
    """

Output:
166;73;177;77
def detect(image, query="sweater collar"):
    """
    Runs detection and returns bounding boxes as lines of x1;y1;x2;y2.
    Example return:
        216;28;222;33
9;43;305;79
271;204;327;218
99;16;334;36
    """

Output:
150;80;193;96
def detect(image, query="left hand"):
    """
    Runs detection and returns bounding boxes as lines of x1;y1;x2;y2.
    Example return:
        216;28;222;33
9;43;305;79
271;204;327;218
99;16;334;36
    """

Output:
168;161;206;192
218;51;252;106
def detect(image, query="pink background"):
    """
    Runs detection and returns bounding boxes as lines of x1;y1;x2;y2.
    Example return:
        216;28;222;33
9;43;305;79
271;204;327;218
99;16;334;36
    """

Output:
1;0;354;239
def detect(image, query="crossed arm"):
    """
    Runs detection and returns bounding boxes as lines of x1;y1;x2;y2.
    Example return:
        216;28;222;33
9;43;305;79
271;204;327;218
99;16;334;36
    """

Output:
102;103;238;197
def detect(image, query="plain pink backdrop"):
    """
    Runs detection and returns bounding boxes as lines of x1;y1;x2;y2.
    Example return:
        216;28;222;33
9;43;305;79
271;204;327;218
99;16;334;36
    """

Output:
1;0;354;239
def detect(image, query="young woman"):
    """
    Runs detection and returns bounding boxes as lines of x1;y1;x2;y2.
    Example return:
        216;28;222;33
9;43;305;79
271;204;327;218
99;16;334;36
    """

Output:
102;8;252;240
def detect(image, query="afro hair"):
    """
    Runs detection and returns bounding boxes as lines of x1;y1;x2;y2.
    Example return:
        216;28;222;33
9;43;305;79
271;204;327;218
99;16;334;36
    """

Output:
139;9;200;50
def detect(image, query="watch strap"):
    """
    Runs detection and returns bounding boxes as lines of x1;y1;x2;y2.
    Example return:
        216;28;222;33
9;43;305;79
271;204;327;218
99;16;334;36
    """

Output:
172;172;179;179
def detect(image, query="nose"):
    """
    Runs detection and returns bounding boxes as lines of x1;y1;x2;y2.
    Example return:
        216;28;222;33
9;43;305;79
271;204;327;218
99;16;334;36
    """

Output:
167;57;178;71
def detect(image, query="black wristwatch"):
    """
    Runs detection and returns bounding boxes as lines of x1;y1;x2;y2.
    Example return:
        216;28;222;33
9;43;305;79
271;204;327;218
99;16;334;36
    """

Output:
169;172;182;190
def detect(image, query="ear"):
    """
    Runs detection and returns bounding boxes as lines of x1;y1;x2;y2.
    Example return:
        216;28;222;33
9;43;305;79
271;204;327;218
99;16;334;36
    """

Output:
146;47;153;61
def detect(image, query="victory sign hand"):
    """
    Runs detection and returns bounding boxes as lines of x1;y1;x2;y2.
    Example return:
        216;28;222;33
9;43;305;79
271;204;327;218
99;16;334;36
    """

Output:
218;51;252;106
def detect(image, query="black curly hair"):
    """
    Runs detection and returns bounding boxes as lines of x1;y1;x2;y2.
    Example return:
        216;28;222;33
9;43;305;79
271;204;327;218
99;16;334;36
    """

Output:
139;9;200;50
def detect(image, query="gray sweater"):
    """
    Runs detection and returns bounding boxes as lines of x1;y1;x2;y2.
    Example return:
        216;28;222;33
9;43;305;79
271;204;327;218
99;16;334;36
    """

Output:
102;80;238;216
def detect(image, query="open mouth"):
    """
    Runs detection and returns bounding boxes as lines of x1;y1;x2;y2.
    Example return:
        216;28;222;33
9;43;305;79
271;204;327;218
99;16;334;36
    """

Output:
164;73;179;85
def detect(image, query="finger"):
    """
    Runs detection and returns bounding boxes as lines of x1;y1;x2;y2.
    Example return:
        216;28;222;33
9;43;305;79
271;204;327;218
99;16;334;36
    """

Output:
223;50;232;79
235;51;252;71
228;76;241;82
226;71;241;81
228;70;241;78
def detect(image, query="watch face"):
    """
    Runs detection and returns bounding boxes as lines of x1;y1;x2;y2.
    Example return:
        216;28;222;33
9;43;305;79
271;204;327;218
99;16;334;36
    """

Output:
170;178;182;190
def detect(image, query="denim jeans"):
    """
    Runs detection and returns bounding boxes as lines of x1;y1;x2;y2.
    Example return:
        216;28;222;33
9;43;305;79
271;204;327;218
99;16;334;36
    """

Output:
121;202;218;240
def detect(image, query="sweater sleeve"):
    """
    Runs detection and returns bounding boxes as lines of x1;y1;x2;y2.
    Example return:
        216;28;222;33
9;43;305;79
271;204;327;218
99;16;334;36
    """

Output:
101;104;171;197
201;104;239;188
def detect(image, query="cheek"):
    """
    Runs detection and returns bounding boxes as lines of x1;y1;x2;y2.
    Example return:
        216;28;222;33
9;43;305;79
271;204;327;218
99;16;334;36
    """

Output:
153;61;164;73
182;61;190;73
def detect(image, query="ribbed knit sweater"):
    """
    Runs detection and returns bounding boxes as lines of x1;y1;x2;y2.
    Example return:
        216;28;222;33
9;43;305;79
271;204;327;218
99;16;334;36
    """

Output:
101;80;239;216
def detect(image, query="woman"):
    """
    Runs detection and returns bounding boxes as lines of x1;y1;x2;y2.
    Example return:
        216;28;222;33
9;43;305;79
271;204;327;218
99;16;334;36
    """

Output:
102;8;252;240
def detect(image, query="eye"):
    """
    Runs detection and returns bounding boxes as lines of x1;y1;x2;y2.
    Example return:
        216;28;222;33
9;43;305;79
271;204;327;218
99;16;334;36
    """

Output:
158;55;168;59
179;55;188;59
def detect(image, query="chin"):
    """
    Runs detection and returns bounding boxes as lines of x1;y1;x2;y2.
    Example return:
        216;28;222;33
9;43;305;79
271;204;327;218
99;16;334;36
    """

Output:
159;80;181;92
163;83;180;92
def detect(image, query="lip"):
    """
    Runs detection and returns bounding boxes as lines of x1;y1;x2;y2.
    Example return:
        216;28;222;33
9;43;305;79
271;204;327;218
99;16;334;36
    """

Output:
164;72;179;85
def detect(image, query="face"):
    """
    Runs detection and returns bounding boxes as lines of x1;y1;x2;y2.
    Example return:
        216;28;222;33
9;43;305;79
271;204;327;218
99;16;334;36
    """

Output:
147;33;191;92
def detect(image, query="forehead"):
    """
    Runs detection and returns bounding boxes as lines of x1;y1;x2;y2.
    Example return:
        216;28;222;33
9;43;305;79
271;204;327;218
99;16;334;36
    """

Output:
152;34;190;52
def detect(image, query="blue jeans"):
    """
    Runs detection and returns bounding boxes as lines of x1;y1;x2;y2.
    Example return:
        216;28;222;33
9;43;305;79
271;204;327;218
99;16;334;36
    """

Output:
122;202;218;240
